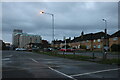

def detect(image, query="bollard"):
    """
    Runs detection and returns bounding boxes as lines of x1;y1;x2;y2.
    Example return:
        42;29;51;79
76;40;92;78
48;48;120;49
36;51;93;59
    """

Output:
104;52;107;59
73;51;75;57
92;52;95;59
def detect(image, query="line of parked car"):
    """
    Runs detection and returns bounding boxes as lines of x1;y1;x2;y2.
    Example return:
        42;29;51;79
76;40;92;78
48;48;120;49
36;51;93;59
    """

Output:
15;48;27;51
59;48;75;52
15;47;76;52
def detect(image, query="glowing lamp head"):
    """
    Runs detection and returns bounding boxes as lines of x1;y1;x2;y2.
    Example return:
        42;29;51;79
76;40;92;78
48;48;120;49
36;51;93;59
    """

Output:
102;19;106;21
40;11;44;14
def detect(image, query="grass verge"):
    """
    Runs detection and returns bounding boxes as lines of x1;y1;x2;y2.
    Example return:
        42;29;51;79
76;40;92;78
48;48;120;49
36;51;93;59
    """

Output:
35;51;120;65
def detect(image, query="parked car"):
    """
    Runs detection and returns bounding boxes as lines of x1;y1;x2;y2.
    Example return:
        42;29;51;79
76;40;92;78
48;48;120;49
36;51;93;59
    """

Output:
32;48;39;51
43;48;54;52
27;49;32;51
59;48;74;52
15;48;26;51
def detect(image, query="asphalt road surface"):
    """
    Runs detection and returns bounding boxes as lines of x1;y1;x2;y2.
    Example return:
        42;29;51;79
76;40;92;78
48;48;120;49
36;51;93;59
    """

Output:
2;51;120;80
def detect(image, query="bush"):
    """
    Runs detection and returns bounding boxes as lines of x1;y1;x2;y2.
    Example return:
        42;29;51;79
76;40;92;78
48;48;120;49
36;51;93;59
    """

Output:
111;44;120;52
80;45;86;49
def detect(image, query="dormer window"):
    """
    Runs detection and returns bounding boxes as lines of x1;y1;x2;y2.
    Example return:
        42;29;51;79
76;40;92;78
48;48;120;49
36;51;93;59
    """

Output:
113;37;118;41
97;39;101;42
93;40;96;42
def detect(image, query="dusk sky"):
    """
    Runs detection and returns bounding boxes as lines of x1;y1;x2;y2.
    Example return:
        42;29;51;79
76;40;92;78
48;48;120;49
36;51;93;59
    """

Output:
1;2;118;43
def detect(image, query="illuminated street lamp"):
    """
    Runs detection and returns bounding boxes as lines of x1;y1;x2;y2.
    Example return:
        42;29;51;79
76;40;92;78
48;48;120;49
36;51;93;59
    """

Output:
40;11;55;48
102;19;108;59
102;18;108;47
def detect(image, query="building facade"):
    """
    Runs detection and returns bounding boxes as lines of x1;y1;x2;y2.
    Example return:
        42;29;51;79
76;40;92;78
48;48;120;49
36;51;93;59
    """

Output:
54;31;110;51
12;29;42;48
0;40;2;50
19;33;42;48
12;29;23;47
109;30;120;49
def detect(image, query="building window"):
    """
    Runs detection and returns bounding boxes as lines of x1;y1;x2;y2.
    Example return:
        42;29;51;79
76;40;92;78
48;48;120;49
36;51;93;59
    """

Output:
97;39;101;42
86;45;90;49
97;45;101;48
86;40;89;42
93;45;96;48
93;40;96;42
113;37;118;41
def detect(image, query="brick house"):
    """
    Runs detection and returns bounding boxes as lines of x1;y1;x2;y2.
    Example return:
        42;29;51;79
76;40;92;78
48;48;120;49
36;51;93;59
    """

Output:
109;30;120;49
69;31;110;51
53;31;110;51
53;40;64;48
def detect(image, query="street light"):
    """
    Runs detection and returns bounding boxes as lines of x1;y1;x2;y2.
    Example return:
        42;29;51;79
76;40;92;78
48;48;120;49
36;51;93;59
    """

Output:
102;18;108;47
102;19;108;59
40;11;55;48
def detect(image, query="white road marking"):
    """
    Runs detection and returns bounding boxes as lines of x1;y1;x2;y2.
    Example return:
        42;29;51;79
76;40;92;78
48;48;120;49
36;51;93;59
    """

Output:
30;58;39;63
48;67;77;80
70;68;120;77
4;55;13;58
30;58;76;80
2;58;10;61
9;55;13;57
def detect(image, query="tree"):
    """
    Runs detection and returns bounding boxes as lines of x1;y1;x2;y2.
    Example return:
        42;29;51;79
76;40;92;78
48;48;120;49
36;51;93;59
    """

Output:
41;40;50;48
80;45;86;49
111;44;120;52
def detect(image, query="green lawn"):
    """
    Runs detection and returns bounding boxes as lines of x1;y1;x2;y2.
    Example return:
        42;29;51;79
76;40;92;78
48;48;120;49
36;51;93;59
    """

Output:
35;51;120;65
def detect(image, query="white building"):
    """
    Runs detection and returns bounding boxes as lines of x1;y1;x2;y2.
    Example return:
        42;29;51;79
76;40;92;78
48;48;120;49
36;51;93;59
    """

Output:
19;33;42;48
12;29;42;48
12;29;23;47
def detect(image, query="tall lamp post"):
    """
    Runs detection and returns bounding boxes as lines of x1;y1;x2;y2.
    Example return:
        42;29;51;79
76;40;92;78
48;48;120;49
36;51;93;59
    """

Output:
102;19;108;59
102;19;108;48
40;11;55;49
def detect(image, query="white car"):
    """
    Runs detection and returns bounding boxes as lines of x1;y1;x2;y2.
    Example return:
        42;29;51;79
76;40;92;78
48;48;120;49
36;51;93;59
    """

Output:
15;48;26;51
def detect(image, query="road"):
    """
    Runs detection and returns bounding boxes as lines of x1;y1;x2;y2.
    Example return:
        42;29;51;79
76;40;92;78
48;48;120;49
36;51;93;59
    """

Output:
2;51;120;80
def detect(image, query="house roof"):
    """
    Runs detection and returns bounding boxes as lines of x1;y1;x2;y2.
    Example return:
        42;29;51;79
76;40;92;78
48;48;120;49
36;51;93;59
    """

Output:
110;30;120;37
71;31;110;42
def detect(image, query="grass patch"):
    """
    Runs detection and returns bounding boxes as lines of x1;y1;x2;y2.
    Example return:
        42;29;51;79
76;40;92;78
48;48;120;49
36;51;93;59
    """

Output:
110;52;120;55
35;51;120;65
37;51;93;61
98;58;120;65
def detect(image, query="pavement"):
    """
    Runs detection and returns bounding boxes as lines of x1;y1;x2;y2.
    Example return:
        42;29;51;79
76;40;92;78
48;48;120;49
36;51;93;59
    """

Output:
1;50;120;80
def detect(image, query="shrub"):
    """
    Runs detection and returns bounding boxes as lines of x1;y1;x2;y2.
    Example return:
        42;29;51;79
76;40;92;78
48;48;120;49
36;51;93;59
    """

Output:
80;45;86;49
111;44;120;52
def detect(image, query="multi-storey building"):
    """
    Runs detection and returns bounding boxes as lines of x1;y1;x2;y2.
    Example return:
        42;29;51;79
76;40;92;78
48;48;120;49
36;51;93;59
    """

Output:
0;40;2;50
19;33;42;48
12;29;42;48
12;29;23;47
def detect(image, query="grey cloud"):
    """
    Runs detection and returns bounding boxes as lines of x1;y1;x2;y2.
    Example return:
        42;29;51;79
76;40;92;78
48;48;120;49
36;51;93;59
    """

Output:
2;2;118;43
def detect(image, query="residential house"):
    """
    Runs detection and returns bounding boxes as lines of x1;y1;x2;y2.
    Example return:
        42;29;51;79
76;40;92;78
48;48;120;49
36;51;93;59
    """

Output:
70;31;110;51
109;30;120;50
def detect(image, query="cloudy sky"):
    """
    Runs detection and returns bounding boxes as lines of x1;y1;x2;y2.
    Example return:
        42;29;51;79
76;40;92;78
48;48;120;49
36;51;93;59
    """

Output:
2;2;118;43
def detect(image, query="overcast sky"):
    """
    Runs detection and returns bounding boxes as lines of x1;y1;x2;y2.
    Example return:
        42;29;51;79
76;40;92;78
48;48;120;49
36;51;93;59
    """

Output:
2;2;118;43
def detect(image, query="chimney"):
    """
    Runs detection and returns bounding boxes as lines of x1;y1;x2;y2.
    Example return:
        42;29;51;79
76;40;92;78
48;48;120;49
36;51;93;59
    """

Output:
69;37;71;40
81;31;84;36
